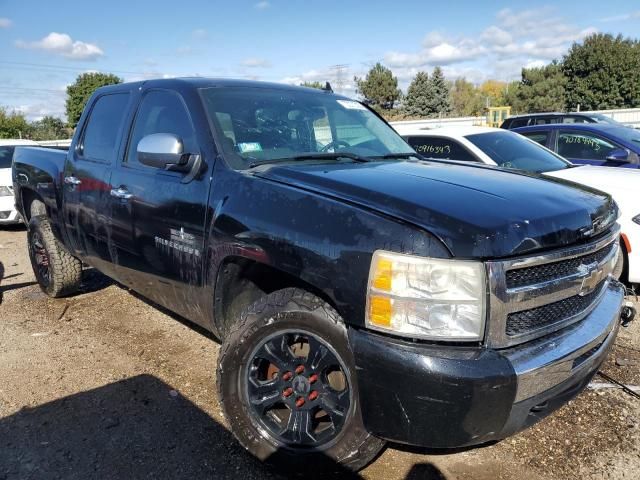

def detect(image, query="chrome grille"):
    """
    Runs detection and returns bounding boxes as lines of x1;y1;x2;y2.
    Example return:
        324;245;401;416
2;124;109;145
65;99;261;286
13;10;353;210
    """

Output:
505;243;615;289
486;225;620;348
506;279;605;336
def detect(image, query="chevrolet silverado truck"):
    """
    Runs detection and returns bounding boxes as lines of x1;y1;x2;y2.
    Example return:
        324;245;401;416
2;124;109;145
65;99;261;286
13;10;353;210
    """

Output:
12;78;634;472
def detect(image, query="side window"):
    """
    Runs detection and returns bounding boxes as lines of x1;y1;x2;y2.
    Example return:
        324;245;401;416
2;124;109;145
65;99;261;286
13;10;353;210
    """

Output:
508;118;529;128
520;131;548;146
557;131;618;160
126;90;197;168
533;117;552;125
407;137;476;162
81;93;129;163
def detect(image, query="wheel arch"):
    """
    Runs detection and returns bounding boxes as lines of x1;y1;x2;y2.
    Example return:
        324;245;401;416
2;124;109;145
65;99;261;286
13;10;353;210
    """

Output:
213;255;340;339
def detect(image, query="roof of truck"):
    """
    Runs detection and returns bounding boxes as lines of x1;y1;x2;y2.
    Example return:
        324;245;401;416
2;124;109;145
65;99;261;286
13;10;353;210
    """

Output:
99;77;348;96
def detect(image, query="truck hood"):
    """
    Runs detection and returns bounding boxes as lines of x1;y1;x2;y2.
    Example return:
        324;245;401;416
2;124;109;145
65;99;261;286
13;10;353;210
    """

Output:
255;160;617;258
545;165;639;218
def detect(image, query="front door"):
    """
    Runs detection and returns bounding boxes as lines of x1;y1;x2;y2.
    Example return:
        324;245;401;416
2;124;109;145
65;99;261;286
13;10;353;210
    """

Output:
108;88;211;321
556;129;629;167
62;92;130;277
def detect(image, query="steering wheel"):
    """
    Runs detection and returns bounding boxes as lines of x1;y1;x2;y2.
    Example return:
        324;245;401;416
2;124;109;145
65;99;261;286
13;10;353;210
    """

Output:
320;140;351;152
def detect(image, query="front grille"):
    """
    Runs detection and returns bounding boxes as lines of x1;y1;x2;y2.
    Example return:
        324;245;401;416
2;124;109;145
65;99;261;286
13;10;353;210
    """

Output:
506;280;606;336
506;242;615;289
486;225;619;348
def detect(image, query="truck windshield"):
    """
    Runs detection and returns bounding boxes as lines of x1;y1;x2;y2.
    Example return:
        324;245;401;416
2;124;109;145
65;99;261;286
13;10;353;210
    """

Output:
200;87;414;169
466;131;572;173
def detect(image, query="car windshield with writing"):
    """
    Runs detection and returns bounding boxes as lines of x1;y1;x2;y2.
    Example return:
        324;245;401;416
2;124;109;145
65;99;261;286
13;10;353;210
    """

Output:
466;131;572;173
200;87;415;169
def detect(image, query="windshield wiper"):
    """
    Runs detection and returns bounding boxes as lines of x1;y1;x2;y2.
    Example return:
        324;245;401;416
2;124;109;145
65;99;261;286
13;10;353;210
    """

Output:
371;152;421;160
249;152;371;168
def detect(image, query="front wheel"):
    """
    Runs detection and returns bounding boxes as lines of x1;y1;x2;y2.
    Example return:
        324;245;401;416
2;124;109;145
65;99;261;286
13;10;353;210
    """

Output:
27;215;82;297
217;288;385;473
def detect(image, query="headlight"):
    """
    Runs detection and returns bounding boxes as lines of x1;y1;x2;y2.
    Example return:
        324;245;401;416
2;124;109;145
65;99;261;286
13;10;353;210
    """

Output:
365;250;486;341
633;214;640;226
0;186;13;197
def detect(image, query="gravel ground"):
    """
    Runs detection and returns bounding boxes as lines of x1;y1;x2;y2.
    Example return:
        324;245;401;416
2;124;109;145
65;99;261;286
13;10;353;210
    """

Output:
1;225;639;480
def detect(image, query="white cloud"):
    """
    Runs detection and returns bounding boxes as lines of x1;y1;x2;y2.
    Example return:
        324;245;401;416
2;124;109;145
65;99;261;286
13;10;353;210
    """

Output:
379;7;597;84
241;57;272;68
0;17;12;28
600;11;640;22
15;32;104;60
255;1;270;9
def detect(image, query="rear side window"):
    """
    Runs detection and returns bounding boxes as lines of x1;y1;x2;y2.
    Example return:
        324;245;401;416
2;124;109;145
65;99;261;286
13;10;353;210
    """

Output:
406;136;475;162
506;118;529;128
81;93;130;163
126;90;197;168
0;146;15;169
520;131;548;146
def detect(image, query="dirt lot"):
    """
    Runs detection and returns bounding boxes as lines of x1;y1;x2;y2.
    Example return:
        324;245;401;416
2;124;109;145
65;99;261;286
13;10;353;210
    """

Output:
1;225;640;480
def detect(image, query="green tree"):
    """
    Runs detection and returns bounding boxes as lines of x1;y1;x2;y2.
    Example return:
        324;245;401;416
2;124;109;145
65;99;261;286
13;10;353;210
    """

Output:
66;72;123;128
0;108;31;139
563;33;640;110
427;66;452;116
403;71;432;117
30;116;69;140
354;63;401;109
512;62;567;113
300;81;324;89
450;78;485;116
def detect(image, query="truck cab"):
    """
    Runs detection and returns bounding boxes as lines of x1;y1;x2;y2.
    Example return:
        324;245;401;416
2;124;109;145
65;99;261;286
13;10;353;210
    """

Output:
12;78;632;472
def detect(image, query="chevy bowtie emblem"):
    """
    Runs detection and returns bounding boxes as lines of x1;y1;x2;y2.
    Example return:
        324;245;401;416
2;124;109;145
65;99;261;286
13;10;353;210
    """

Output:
578;262;602;296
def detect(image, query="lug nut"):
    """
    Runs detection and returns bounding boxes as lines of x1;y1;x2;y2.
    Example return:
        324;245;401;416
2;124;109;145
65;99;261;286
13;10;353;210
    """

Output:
295;397;305;408
295;365;305;374
309;374;318;384
283;387;293;398
308;390;318;401
282;371;292;381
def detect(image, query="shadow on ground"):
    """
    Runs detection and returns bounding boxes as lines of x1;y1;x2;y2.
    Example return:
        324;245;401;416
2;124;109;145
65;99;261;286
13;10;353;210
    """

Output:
0;375;447;480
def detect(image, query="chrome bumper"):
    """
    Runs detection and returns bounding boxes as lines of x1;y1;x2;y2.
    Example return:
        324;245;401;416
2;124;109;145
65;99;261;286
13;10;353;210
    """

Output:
505;281;624;402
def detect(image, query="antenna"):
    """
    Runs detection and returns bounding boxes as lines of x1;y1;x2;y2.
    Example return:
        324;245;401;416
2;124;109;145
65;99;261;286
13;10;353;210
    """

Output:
322;82;333;92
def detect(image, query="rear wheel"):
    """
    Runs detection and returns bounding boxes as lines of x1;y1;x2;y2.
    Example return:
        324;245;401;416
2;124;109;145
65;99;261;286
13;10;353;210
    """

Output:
27;215;82;297
217;288;385;472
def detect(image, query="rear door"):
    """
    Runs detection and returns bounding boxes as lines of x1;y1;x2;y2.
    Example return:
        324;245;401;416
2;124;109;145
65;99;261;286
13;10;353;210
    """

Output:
107;88;211;319
62;92;130;276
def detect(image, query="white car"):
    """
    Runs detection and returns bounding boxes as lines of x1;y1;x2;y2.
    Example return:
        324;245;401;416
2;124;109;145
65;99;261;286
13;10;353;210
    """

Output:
399;126;640;285
0;139;38;225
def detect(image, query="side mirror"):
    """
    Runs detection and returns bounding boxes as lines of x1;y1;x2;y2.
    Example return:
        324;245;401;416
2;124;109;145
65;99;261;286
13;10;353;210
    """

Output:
605;148;629;162
137;133;189;170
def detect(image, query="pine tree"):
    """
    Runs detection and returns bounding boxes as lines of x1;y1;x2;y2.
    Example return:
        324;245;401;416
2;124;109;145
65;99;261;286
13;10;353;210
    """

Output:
403;72;432;117
354;63;402;109
427;67;452;117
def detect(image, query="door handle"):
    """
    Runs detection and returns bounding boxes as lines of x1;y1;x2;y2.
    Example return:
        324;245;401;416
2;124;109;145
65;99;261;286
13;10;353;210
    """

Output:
64;176;82;186
110;187;133;200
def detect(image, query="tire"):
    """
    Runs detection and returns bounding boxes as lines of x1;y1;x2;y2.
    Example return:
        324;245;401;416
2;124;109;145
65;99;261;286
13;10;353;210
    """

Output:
27;215;82;297
217;288;385;473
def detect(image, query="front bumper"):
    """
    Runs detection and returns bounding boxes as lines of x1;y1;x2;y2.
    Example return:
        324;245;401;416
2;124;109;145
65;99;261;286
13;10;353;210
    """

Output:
349;281;625;448
0;195;21;224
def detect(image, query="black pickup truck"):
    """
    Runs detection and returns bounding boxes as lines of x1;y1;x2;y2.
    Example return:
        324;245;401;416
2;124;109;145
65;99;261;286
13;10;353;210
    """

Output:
12;78;632;471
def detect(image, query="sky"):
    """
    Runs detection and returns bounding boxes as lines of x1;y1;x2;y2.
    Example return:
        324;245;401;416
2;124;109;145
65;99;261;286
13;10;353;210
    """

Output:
1;0;639;121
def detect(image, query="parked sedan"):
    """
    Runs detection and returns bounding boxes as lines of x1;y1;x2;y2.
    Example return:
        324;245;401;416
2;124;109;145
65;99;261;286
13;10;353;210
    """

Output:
0;139;38;225
401;126;640;284
512;123;640;169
